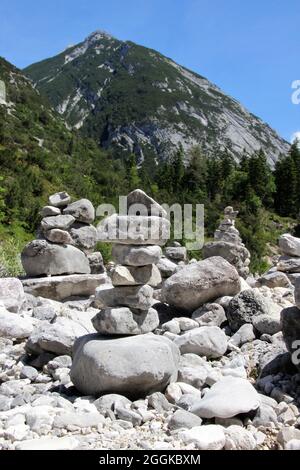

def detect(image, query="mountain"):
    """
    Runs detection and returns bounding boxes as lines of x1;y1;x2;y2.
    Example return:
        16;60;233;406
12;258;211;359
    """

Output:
24;31;289;165
0;56;126;234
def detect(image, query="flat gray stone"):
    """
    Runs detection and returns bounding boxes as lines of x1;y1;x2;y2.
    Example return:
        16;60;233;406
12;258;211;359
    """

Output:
112;244;162;266
94;284;153;310
41;214;75;231
92;307;159;335
97;214;170;245
22;274;108;301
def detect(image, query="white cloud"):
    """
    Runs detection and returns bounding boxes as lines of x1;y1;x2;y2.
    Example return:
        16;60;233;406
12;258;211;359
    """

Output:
291;132;300;146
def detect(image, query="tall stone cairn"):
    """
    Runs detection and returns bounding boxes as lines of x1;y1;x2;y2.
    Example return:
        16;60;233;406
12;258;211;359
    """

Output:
202;206;251;278
21;191;104;277
92;189;170;335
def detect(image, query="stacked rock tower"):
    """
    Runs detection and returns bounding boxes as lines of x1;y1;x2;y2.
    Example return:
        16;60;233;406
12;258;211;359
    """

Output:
70;190;180;398
92;189;170;335
21;191;104;277
202;206;251;278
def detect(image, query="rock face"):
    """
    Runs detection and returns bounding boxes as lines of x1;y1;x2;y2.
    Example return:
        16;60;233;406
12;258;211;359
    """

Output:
190;377;260;418
21;193;104;290
70;334;180;397
162;257;241;311
203;207;250;278
21;240;91;276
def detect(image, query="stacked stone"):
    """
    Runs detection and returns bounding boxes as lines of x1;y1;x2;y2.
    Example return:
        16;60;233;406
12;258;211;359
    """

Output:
157;241;188;280
280;234;300;370
21;191;104;277
92;189;170;335
202;206;251;278
276;233;300;286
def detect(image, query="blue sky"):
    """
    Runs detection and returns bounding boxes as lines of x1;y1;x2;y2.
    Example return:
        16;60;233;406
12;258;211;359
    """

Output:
0;0;299;142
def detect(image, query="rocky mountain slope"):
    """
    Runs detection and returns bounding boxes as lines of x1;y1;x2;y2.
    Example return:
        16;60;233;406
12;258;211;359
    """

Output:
24;31;290;164
0;57;125;234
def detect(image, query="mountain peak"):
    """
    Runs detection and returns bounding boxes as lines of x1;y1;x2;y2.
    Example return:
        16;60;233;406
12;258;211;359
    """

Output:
24;34;290;165
85;30;114;44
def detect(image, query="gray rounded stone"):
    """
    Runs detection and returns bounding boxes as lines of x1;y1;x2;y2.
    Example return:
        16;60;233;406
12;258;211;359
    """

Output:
70;333;180;397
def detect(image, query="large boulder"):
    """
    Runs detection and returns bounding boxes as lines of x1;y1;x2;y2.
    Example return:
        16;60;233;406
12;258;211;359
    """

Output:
279;234;300;257
112;244;162;266
22;273;108;301
92;307;159;335
0;305;33;339
202;241;250;277
190;377;260;418
97;214;170;246
162;257;240;311
70;333;180;397
94;284;153;310
26;317;93;356
0;277;25;313
281;306;300;370
174;326;228;358
110;264;161;287
226;289;270;332
126;189;167;218
21;240;91;276
63;199;95;224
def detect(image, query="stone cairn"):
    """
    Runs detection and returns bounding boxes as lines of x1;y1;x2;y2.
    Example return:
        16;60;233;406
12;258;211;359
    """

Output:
70;190;180;397
157;241;188;279
91;189;169;335
21;192;105;299
202;206;251;278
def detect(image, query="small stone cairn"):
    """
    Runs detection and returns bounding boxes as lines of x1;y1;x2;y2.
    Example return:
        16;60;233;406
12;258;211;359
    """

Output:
203;206;251;278
21;191;104;276
92;189;170;335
